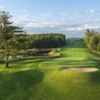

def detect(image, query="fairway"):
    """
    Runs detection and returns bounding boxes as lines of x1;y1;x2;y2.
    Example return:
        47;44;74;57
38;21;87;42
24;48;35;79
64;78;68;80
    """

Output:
39;40;98;69
0;40;100;100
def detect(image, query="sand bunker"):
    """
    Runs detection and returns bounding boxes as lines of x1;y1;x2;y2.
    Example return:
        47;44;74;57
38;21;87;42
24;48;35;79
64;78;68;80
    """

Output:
61;68;99;72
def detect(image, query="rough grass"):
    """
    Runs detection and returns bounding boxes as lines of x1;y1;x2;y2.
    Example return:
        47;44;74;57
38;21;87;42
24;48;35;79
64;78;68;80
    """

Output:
0;40;100;100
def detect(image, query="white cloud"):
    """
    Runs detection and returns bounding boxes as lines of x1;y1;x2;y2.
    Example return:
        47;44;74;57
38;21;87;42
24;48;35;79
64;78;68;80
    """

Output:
13;15;29;26
40;13;52;17
84;24;100;29
67;27;82;31
0;5;4;8
12;12;100;38
66;24;100;32
73;12;80;15
18;15;29;20
87;9;99;14
25;20;61;28
60;11;68;16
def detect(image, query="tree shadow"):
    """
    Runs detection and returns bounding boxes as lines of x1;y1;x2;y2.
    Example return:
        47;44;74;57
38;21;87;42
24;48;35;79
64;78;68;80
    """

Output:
14;70;44;88
0;69;44;91
81;62;100;84
88;70;100;84
9;59;45;68
0;69;44;99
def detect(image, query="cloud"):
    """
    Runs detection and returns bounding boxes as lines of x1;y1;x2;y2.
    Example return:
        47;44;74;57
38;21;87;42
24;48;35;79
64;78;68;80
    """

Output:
0;5;4;8
67;27;82;31
66;24;100;32
87;9;99;14
13;12;100;38
24;22;100;38
73;11;79;15
40;13;52;17
13;15;29;26
25;20;61;28
60;11;68;16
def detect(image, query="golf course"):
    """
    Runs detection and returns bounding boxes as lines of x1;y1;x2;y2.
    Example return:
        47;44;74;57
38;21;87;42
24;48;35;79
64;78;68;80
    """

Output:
0;40;100;100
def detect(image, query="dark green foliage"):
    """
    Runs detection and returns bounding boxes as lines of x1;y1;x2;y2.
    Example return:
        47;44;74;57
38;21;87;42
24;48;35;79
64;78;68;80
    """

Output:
28;33;66;48
0;11;27;67
84;29;100;55
88;33;100;50
97;42;100;51
84;29;92;47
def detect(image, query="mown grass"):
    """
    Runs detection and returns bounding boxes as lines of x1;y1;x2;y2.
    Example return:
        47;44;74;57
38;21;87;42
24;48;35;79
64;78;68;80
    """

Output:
0;40;100;100
39;40;99;69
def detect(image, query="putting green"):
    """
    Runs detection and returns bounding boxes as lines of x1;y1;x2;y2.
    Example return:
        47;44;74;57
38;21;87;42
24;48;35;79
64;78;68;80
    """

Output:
39;40;99;69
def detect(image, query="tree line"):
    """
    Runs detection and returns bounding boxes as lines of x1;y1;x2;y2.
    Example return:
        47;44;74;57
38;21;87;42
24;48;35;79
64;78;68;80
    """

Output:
84;29;100;55
28;34;66;48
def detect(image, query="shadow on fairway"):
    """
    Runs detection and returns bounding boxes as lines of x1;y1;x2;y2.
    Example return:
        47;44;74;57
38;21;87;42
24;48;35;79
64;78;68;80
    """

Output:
0;69;44;98
89;70;100;84
86;62;100;84
16;59;44;65
9;59;45;68
0;70;44;100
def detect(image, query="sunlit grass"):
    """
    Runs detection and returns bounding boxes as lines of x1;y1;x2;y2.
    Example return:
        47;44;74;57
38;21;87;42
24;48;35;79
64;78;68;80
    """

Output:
39;41;99;69
0;40;100;100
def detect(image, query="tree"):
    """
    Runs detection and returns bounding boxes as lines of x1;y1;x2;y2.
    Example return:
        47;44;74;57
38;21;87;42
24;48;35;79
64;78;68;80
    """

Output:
84;29;93;47
0;11;27;68
97;41;100;51
88;33;100;51
84;29;100;55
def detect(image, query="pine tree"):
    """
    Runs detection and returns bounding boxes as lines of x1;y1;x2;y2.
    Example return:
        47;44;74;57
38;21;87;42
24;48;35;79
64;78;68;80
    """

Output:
0;11;27;68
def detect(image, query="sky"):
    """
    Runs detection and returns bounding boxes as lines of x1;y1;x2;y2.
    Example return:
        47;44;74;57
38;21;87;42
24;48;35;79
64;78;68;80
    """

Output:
0;0;100;38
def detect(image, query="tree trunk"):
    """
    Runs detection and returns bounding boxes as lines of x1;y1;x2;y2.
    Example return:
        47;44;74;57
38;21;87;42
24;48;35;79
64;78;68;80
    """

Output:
6;62;9;68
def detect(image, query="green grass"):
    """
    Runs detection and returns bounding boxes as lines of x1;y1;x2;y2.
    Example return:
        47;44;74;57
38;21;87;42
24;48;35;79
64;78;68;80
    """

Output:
39;41;98;69
0;40;100;100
